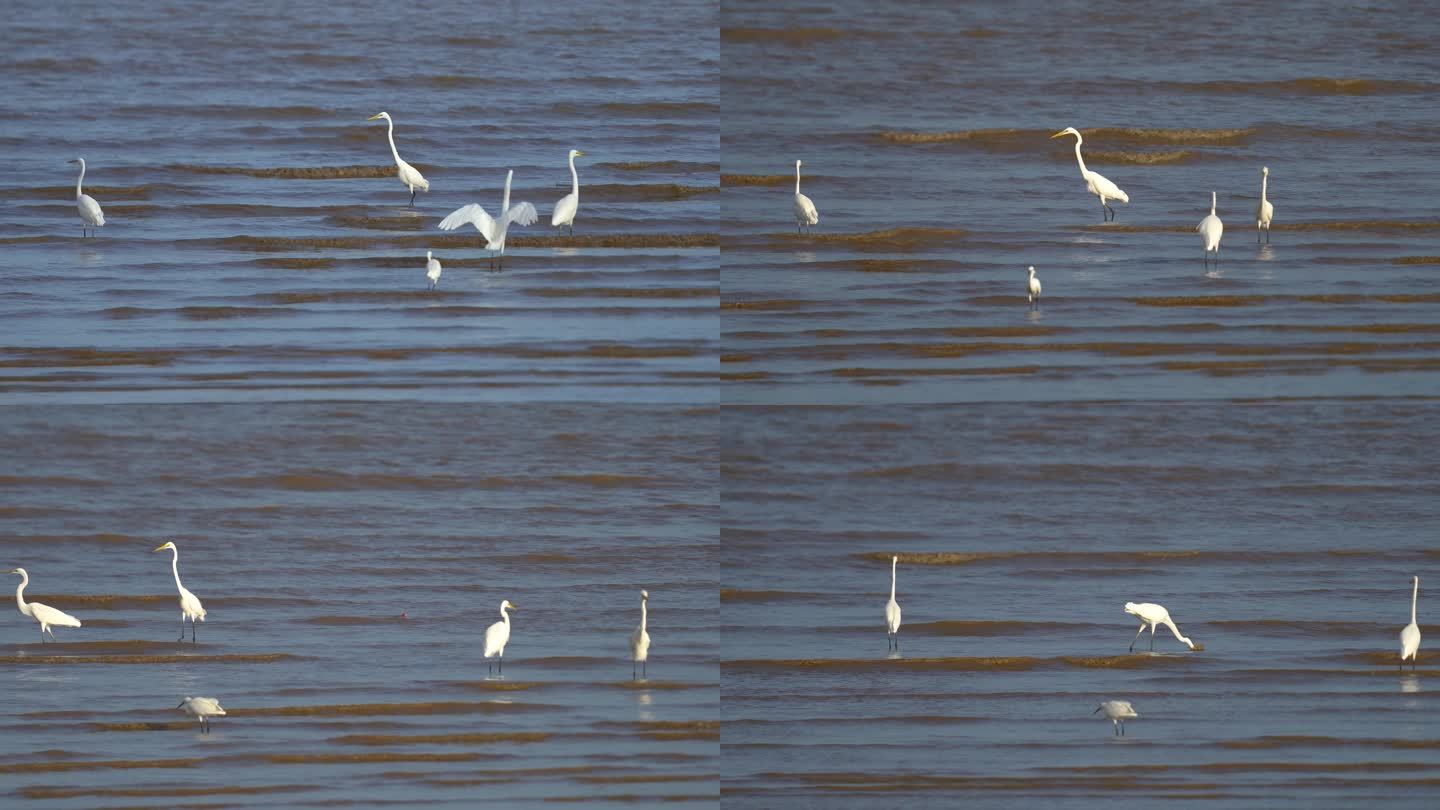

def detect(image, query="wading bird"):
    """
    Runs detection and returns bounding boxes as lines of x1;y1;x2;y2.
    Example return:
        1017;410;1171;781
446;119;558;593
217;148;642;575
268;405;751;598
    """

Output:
66;158;106;237
793;159;819;234
1094;700;1138;736
1027;266;1042;307
1198;191;1224;268
1401;576;1422;671
425;250;442;290
630;590;651;679
885;555;902;650
550;149;586;236
1124;601;1196;652
1256;166;1274;243
366;112;429;205
177;696;225;733
8;568;82;642
438;170;538;270
153;541;206;642
483;600;517;675
1050;127;1129;221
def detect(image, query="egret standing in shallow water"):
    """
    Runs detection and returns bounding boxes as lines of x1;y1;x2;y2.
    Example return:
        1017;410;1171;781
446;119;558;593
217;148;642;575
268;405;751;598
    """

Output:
438;170;538;270
630;590;651;679
1027;266;1042;307
793;159;819;234
153;541;206;643
366;112;429;205
1124;601;1196;652
1050;128;1129;221
1256;166;1274;243
66;158;106;237
425;250;442;290
550;149;586;237
8;568;82;642
1401;576;1421;671
1094;700;1138;736
177;697;225;733
885;555;902;650
483;600;517;675
1198;191;1224;268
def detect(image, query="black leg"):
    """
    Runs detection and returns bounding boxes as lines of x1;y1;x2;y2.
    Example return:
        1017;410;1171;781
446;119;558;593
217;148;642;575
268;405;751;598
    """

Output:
498;656;503;675
642;660;646;678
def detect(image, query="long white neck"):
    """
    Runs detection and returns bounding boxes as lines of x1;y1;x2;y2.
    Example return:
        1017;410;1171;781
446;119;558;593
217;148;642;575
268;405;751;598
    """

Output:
569;153;580;197
795;162;802;195
1412;578;1419;625
384;117;401;165
889;558;897;601
1162;618;1192;647
640;598;648;632
501;170;513;214
75;160;86;199
1210;192;1217;215
1071;137;1088;177
500;603;511;627
14;570;30;616
169;546;185;592
1260;173;1268;203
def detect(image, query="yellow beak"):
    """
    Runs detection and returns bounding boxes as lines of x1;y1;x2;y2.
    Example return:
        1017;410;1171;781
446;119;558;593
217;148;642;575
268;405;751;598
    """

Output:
367;113;383;121
509;604;519;611
576;151;586;157
152;544;167;552
1049;131;1068;139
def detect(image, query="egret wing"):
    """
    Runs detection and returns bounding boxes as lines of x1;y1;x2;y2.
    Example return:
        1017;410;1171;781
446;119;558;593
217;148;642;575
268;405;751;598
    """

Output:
504;201;539;228
551;193;578;226
439;204;497;242
31;601;82;628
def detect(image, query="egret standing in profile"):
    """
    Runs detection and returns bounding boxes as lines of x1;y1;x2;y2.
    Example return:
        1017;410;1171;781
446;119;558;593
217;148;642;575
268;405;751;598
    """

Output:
177;697;226;733
153;541;206;643
550;149;586;237
1400;576;1421;671
1256;166;1274;243
425;250;442;290
483;600;517;675
66;158;106;237
1124;601;1196;652
1050;127;1129;221
1027;266;1042;307
793;159;819;234
366;112;429;205
885;555;902;650
630;590;651;680
438;170;538;270
1094;700;1138;736
8;568;82;642
1198;191;1224;268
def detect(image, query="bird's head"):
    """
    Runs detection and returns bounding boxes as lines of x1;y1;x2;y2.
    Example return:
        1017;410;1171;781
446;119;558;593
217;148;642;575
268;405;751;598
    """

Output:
153;541;177;553
795;159;803;168
7;568;23;576
570;149;585;159
1051;127;1080;140
178;697;192;707
1262;166;1269;176
640;590;649;601
891;555;898;564
367;112;391;122
1123;602;1140;615
66;158;82;165
501;600;517;611
1028;265;1036;275
426;250;432;259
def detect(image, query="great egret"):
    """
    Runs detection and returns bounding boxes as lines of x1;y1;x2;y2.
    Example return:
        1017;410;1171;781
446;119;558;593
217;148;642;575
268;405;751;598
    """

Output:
177;697;225;733
1124;601;1196;652
366;112;430;205
1027;266;1042;307
438;170;538;270
1050;128;1129;221
1256;167;1274;243
483;600;517;675
793;159;819;234
66;158;106;237
8;568;82;642
1401;576;1421;671
630;590;651;680
885;555;902;650
1094;700;1138;736
1198;191;1224;267
153;541;207;643
425;250;442;290
550;149;586;236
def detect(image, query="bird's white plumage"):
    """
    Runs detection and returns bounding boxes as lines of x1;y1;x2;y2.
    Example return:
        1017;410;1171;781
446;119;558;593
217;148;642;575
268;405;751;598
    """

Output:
1027;266;1042;304
1124;601;1196;651
483;600;516;662
9;568;82;641
1256;166;1274;241
793;159;819;231
67;158;105;235
426;250;442;289
367;112;429;202
1198;191;1224;263
630;590;651;673
439;170;537;261
550;149;585;232
178;696;225;732
1094;700;1138;735
153;541;206;641
885;555;902;649
1051;128;1128;220
1401;575;1422;665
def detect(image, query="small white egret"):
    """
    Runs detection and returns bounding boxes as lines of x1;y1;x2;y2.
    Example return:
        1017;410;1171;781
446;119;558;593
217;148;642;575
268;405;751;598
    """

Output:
1256;166;1274;243
1198;191;1224;267
177;696;226;733
153;541;206;643
8;568;82;642
438;170;538;270
1124;601;1196;652
366;112;430;205
483;600;517;675
66;158;106;237
1050;127;1129;221
793;159;819;234
1027;266;1042;307
1094;700;1138;736
550;149;586;236
425;250;442;290
1401;576;1421;671
630;590;651;680
885;555;902;650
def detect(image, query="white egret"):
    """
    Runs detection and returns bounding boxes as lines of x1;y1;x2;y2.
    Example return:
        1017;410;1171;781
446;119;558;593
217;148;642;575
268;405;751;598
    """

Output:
366;112;430;205
483;600;517;675
1401;576;1421;671
1256;166;1274;243
885;555;902;650
1027;266;1042;307
630;590;651;680
153;541;206;643
425;250;442;290
1050;127;1129;221
550;149;586;236
1094;700;1138;736
8;568;82;642
177;696;226;733
1124;601;1196;652
438;170;538;270
793;159;819;234
1198;191;1224;267
66;158;106;237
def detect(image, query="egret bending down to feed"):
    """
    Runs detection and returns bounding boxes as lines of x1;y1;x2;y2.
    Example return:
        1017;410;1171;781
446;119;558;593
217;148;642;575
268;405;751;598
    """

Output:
425;250;442;290
1401;576;1421;671
1050;128;1129;221
154;541;206;642
1256;166;1274;243
1198;191;1224;267
177;697;225;733
483;600;517;675
66;158;106;237
793;159;819;234
438;170;538;270
550;149;586;236
885;555;902;650
630;590;651;679
1124;601;1196;652
1094;700;1138;736
367;112;429;205
8;568;82;642
1027;266;1042;307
